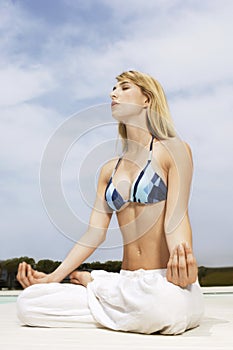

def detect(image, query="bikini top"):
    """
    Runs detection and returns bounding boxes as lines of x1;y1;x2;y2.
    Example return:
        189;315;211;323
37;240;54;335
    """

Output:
105;136;167;211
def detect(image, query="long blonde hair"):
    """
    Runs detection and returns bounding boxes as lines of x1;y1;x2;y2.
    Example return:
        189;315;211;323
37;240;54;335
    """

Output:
116;70;176;150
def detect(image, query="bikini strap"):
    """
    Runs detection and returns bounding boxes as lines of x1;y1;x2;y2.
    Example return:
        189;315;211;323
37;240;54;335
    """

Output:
148;135;155;161
112;135;154;177
111;157;123;178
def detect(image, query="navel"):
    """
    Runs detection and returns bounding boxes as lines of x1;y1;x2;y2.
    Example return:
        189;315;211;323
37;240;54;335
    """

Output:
137;248;142;256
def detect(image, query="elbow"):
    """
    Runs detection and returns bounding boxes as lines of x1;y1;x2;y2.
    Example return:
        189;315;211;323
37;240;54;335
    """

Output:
98;231;106;245
80;227;107;248
92;226;107;246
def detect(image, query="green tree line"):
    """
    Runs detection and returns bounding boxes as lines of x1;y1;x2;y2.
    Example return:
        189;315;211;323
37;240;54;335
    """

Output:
0;257;232;289
0;257;122;289
0;257;122;275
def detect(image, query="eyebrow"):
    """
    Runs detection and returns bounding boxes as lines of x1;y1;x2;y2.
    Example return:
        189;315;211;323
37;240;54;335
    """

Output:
112;80;131;91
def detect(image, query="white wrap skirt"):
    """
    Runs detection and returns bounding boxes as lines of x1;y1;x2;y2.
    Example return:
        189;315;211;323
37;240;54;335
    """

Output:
17;268;204;335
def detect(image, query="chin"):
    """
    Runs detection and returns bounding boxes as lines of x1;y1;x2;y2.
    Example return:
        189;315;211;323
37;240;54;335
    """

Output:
111;103;143;122
111;105;126;122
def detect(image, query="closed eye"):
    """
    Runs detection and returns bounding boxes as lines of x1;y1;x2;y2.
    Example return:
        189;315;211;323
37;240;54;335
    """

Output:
112;81;131;92
122;85;130;90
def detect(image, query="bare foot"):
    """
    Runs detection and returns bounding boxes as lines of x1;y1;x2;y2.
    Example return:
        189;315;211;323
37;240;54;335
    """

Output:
69;271;93;287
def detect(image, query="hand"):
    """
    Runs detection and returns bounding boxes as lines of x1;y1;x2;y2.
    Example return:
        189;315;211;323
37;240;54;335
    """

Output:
69;270;93;287
17;262;50;289
166;242;198;288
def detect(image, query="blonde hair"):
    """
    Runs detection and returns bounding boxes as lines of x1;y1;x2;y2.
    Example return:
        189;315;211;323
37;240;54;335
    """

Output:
116;70;176;150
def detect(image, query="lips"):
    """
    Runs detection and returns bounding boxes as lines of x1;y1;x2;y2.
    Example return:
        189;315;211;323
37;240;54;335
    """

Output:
111;101;119;107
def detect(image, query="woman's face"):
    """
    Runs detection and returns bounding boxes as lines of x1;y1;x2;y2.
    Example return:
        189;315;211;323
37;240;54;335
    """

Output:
110;80;148;122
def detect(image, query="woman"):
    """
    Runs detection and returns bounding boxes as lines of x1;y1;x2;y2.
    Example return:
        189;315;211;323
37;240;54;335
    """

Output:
16;70;204;335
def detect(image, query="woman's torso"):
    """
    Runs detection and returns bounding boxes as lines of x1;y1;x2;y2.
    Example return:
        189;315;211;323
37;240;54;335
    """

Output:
118;202;170;270
105;137;170;270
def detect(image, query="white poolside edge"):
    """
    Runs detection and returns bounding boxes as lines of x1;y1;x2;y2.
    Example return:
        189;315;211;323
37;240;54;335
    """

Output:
0;290;21;296
0;286;233;296
201;286;233;293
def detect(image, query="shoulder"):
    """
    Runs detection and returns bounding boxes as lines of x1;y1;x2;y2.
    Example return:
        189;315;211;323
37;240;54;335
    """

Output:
153;137;193;168
95;157;119;193
99;157;119;182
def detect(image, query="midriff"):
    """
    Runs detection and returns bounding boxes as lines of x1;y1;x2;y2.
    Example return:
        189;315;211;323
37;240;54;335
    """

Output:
116;202;169;271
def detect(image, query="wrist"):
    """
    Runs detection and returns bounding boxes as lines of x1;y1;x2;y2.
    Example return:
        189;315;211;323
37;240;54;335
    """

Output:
48;271;63;283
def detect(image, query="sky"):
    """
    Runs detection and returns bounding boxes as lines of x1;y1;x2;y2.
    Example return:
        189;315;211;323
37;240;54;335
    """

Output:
0;0;232;267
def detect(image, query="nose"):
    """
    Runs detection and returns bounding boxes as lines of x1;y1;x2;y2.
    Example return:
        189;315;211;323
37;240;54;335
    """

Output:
110;90;117;99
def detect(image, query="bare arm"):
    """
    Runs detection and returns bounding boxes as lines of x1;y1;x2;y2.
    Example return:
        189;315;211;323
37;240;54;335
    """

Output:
162;139;198;287
17;163;113;288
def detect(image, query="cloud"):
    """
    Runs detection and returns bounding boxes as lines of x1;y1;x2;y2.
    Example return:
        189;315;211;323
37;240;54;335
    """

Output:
1;103;61;168
170;83;233;169
38;0;233;105
3;0;232;103
0;65;56;107
0;0;232;265
170;82;233;266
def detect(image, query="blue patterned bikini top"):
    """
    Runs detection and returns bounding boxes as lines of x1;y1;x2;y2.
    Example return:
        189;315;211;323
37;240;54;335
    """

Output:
105;136;167;211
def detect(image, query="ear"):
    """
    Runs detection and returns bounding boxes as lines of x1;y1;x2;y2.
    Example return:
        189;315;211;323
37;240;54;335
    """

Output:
143;97;150;108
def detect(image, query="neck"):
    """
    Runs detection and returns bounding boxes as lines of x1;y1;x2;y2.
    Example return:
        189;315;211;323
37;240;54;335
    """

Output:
124;123;153;154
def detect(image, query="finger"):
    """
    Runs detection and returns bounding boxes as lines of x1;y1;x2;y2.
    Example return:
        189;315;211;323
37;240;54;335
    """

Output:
17;262;30;289
184;242;193;256
170;246;176;259
30;266;41;278
16;263;24;286
177;244;188;287
19;261;26;279
27;265;37;285
33;270;47;279
20;262;28;281
166;245;178;282
185;243;198;282
171;247;179;284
